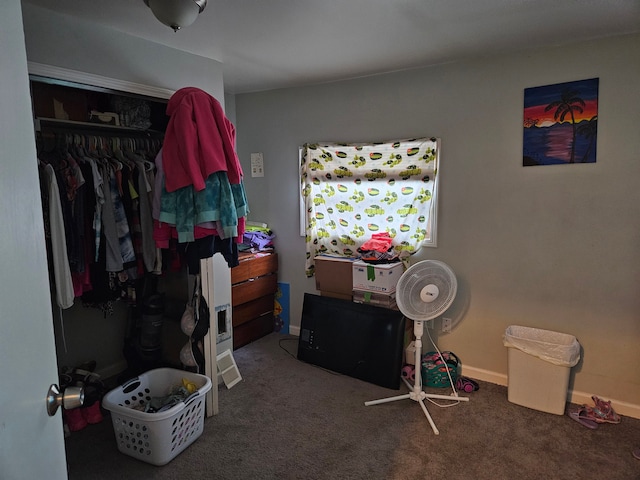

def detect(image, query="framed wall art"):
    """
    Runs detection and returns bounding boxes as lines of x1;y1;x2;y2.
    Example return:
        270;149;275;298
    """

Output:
523;78;599;166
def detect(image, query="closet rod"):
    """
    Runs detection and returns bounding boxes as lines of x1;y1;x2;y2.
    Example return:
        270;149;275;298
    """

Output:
35;117;164;138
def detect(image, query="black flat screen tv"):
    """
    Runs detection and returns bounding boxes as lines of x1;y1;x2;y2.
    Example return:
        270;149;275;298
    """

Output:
297;293;406;390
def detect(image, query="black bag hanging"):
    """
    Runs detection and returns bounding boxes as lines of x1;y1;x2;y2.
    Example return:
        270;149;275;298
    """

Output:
191;275;210;374
179;274;210;374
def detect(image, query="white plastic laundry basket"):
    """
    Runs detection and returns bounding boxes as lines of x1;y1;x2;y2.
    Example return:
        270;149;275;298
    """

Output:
102;368;212;466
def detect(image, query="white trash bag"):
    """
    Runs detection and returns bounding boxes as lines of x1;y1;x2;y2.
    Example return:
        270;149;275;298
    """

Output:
503;325;580;367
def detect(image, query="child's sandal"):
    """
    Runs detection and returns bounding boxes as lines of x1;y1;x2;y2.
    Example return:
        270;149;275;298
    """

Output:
591;395;621;424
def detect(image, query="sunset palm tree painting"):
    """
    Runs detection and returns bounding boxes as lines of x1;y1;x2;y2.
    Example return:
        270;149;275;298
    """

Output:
523;78;599;166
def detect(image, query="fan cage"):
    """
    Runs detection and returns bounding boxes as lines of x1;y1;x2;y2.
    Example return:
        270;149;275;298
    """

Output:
396;260;457;321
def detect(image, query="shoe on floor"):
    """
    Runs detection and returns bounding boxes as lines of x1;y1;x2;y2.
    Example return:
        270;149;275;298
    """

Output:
591;395;621;424
81;401;103;424
568;406;599;430
63;408;87;432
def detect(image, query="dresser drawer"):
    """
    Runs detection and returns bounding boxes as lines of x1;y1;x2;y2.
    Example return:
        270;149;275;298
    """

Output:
233;294;276;327
231;253;278;284
233;313;275;349
232;273;278;307
230;251;279;349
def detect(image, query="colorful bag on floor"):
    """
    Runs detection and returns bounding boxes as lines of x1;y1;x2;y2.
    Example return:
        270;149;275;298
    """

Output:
421;351;461;388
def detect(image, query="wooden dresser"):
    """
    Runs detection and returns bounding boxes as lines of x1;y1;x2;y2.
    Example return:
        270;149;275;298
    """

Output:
231;251;278;349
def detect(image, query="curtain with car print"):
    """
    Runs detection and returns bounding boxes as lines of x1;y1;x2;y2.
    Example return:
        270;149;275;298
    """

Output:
300;137;439;276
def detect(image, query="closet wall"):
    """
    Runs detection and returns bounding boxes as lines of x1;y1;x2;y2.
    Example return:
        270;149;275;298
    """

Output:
21;2;227;379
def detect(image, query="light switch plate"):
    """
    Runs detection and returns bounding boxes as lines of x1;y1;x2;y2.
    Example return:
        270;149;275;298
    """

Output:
251;152;264;177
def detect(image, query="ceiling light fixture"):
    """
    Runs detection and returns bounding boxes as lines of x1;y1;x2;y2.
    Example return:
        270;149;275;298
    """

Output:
144;0;207;32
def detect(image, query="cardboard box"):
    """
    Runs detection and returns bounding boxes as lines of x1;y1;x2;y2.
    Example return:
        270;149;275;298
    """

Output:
352;261;403;293
352;289;398;310
314;256;355;299
320;291;353;301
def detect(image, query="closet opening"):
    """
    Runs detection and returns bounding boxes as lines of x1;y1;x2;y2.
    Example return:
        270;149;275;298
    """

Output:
30;76;191;431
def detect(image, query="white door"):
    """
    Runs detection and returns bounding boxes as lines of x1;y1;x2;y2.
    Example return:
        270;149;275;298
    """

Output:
0;2;68;479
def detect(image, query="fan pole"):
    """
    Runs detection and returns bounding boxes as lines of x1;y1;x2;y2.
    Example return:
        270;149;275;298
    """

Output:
364;319;469;435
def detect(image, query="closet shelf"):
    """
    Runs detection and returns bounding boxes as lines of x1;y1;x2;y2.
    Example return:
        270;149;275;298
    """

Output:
34;117;163;136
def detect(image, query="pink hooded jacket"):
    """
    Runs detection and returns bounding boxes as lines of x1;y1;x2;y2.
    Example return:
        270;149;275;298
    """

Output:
162;87;243;192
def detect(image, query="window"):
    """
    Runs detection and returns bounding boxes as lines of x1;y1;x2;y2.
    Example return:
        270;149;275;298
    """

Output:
300;137;439;276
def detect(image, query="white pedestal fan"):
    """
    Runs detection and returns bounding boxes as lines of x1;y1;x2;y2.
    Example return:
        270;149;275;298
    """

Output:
365;260;469;435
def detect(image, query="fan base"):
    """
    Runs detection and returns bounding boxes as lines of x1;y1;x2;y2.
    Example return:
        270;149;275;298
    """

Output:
364;319;469;435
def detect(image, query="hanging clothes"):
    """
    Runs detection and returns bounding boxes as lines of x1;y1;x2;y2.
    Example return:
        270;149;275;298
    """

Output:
155;87;250;274
37;130;162;313
128;152;157;273
162;87;243;192
41;163;74;309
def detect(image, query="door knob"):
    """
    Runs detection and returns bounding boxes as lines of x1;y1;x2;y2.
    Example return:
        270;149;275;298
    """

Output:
46;384;84;416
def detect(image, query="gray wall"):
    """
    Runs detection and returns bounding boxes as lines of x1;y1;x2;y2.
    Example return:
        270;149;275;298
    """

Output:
22;3;224;104
21;3;226;377
234;33;640;412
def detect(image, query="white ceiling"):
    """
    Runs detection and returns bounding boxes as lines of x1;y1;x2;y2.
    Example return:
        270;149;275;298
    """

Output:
22;0;640;94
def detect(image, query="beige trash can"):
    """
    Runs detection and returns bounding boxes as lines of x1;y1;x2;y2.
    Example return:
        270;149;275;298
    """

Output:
503;325;580;415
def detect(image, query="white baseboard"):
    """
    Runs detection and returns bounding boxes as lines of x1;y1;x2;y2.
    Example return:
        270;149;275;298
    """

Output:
462;365;640;420
462;365;508;387
567;390;640;420
289;325;301;336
